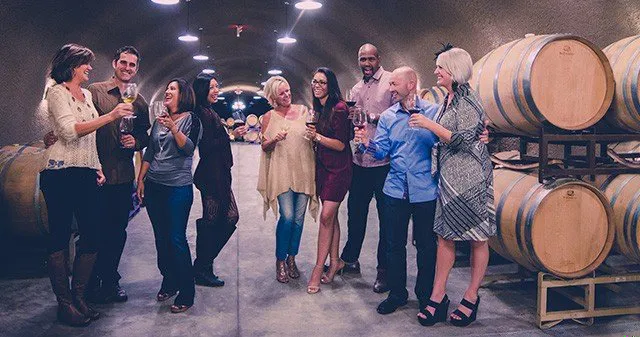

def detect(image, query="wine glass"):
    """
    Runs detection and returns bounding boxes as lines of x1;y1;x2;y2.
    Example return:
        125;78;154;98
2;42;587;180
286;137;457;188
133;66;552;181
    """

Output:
119;115;136;149
121;83;138;104
407;95;421;130
345;89;357;119
304;110;317;140
151;101;169;133
352;107;367;145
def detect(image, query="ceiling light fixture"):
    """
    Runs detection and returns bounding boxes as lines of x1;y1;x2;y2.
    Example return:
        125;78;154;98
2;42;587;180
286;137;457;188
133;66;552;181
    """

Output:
202;68;215;74
260;81;267;86
193;28;209;61
178;0;198;42
217;97;226;101
152;0;180;4
277;2;297;44
294;0;322;10
268;69;283;75
253;96;262;100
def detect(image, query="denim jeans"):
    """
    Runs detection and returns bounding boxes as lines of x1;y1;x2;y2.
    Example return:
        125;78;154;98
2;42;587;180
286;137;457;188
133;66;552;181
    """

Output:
145;180;195;306
275;189;309;261
384;195;437;305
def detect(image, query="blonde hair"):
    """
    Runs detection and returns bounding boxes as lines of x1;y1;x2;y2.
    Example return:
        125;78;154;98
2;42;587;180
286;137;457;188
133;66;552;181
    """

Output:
436;47;473;85
263;76;290;108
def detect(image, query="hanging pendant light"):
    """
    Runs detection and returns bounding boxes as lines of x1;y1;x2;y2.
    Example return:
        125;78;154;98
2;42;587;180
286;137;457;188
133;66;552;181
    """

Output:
152;0;179;5
178;0;198;42
294;0;322;10
193;28;209;61
277;2;297;44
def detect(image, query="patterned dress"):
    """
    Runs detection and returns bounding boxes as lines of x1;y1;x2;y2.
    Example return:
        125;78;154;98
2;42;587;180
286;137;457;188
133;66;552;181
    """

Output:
432;83;496;241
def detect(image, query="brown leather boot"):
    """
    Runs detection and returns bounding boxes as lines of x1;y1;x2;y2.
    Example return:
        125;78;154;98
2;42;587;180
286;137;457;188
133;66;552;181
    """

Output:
47;251;91;327
286;256;300;279
71;253;100;320
276;260;289;283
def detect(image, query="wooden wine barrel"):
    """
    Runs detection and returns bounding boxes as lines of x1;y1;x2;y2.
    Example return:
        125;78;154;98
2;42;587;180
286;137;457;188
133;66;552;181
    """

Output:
0;144;49;239
420;86;448;105
244;130;260;143
593;174;640;263
492;169;614;278
226;117;235;128
602;36;640;132
470;34;614;136
258;115;264;127
246;114;259;128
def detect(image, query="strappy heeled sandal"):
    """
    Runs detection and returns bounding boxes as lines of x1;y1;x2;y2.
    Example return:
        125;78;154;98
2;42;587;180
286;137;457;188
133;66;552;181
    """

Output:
320;259;345;284
307;266;323;294
417;294;450;326
450;296;480;327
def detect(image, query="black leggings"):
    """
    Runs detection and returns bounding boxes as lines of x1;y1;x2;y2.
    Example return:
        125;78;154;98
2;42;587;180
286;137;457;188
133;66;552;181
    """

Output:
40;168;101;254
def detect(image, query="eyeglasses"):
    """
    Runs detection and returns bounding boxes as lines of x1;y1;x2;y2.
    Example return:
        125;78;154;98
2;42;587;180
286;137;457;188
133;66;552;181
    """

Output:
311;79;327;86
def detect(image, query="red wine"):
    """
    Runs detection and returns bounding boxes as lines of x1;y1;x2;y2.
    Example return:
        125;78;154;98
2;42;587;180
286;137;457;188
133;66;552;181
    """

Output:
234;120;245;128
346;101;357;107
306;121;317;127
408;108;421;115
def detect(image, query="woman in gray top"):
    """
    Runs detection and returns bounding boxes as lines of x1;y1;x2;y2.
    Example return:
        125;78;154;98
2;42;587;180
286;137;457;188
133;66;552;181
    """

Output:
136;78;202;314
410;45;495;327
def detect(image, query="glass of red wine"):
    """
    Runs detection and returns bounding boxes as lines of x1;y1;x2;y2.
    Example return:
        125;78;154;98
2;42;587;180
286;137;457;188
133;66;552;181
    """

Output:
408;95;421;130
304;109;317;140
352;107;367;144
345;89;357;119
119;115;136;148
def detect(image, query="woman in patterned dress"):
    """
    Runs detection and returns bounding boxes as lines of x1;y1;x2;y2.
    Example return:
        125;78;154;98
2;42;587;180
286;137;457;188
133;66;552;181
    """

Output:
410;46;495;327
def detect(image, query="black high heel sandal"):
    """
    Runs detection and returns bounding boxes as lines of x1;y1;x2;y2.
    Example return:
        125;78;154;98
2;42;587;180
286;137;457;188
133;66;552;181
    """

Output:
417;294;450;326
450;296;480;327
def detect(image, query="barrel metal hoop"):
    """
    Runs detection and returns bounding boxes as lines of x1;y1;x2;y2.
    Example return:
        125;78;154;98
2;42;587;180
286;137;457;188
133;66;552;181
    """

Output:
610;175;635;207
609;36;640;68
629;197;640;260
622;186;640;256
622;47;640;125
512;38;543;129
523;34;563;123
474;49;498;127
495;173;529;257
515;182;545;266
598;174;618;193
524;187;552;271
493;39;531;135
629;50;640;119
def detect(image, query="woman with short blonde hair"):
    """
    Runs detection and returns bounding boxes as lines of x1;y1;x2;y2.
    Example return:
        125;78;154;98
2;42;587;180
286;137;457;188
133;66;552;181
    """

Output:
258;76;318;284
410;44;495;327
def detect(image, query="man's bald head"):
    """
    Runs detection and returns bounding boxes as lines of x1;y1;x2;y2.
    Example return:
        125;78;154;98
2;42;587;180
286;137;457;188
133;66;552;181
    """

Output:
389;66;418;103
358;43;381;80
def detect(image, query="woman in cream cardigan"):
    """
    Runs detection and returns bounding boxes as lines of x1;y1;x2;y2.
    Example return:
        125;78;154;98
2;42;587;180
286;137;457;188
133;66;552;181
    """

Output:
257;76;318;284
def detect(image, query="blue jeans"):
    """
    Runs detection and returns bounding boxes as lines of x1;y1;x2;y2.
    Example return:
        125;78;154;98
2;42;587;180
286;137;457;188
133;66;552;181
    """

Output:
145;181;195;306
275;189;309;261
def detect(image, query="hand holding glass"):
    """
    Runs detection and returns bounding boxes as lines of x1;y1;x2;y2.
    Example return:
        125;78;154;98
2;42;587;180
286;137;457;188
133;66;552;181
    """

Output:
119;115;136;149
121;83;138;104
352;108;367;145
304;110;317;140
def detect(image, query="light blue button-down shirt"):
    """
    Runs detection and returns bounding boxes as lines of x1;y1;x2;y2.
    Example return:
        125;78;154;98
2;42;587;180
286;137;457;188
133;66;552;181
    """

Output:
359;98;439;203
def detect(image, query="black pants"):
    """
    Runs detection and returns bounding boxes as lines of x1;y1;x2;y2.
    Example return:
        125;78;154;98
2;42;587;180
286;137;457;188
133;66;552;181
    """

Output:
39;168;100;254
193;193;237;271
93;182;133;287
341;164;389;269
384;196;437;306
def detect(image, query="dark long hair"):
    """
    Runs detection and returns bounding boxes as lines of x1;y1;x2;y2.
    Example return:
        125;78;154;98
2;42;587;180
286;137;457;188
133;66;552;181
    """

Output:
192;72;217;117
49;43;95;84
312;67;342;134
167;78;195;113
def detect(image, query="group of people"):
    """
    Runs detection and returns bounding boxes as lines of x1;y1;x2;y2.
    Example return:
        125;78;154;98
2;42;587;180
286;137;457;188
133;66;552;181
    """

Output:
40;40;495;328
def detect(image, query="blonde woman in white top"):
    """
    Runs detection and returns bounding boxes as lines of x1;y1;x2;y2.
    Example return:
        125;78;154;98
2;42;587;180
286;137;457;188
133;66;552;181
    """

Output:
40;44;133;327
258;76;318;284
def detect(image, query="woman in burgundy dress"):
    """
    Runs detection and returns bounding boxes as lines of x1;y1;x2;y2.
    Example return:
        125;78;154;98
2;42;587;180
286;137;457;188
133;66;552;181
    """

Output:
304;67;353;293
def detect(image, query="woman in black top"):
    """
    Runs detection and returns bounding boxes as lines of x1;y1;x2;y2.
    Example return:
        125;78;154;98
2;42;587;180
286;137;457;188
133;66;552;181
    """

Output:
191;72;247;287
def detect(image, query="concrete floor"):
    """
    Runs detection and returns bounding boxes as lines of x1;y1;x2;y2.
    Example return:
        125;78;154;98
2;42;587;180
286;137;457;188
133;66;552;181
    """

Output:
1;143;640;337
